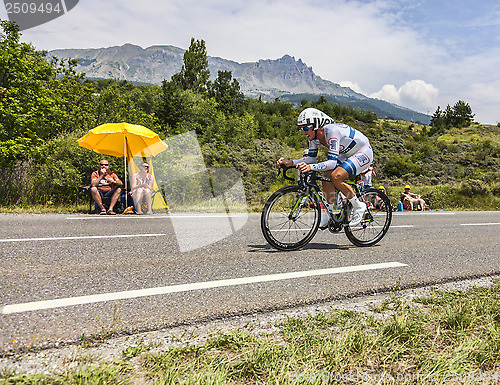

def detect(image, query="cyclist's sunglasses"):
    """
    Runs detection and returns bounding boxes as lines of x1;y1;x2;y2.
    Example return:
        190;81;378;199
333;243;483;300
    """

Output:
300;124;313;132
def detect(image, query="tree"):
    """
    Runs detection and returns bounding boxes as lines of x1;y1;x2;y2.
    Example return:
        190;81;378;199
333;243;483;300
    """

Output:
430;106;444;127
208;70;244;114
452;100;474;127
429;106;446;135
158;38;211;132
0;20;54;144
431;101;474;131
444;105;454;127
171;38;210;94
157;80;187;132
0;20;99;166
0;21;92;168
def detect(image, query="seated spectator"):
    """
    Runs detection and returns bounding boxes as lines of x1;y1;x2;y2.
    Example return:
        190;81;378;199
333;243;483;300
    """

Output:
131;161;154;214
90;160;123;215
400;185;427;211
375;185;386;209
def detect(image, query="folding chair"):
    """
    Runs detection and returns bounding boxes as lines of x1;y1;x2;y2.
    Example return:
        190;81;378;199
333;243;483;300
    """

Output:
79;186;125;214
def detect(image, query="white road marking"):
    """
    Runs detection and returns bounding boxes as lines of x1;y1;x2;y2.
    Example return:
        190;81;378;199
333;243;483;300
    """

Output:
271;229;314;232
66;216;169;220
2;262;407;314
271;225;414;232
0;234;165;243
393;212;456;215
359;225;414;229
66;214;247;220
460;223;500;226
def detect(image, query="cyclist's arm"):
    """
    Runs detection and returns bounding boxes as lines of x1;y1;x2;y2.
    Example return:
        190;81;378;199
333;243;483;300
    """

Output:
292;154;316;166
307;158;338;172
296;134;340;171
292;143;319;166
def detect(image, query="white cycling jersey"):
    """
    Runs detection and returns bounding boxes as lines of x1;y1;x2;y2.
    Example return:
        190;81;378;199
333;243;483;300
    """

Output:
293;122;373;177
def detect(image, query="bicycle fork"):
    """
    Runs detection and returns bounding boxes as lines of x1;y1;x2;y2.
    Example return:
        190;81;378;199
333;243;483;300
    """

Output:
288;188;312;221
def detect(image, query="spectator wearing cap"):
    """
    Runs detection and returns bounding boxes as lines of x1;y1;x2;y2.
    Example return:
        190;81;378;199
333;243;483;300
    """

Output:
400;185;426;211
375;185;386;209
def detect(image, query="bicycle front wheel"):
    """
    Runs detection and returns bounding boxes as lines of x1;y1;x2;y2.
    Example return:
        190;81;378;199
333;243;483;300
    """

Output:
261;185;321;251
345;188;392;247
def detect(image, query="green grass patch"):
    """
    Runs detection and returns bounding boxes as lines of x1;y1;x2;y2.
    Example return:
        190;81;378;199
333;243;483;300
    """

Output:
1;365;131;384
438;124;500;146
383;184;500;211
4;281;500;383
0;203;89;214
3;183;500;214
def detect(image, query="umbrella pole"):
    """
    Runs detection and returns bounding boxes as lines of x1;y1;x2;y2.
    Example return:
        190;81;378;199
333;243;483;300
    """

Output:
124;138;128;207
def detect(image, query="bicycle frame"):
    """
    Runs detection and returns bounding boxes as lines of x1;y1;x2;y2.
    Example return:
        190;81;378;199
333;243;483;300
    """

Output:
281;166;361;228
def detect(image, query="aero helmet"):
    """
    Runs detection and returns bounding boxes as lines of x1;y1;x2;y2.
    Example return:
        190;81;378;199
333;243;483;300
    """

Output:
297;108;334;130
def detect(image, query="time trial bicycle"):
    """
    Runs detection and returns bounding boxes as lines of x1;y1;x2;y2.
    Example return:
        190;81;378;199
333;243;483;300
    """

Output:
261;165;392;250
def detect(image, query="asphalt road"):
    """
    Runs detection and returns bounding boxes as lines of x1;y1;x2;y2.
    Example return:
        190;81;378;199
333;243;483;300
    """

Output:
1;211;499;351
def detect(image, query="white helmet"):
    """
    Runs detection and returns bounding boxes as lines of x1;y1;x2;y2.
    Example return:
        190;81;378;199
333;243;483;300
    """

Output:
297;108;334;130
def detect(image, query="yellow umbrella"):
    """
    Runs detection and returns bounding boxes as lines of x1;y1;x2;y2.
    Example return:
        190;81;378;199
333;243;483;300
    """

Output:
77;122;167;158
78;122;168;208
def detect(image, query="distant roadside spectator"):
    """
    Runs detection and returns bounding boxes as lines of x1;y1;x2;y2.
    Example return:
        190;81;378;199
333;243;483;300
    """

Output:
400;185;427;211
90;159;123;215
131;161;154;215
375;185;386;209
361;166;375;190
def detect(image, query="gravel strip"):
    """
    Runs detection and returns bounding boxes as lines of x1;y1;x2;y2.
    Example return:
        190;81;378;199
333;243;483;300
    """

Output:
1;275;498;377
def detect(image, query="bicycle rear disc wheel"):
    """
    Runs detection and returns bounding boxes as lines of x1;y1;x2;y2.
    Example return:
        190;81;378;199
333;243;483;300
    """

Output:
261;185;321;251
344;188;392;247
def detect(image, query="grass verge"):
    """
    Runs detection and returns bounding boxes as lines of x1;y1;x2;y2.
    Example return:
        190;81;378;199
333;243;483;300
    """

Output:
3;280;500;384
0;203;89;214
1;183;500;214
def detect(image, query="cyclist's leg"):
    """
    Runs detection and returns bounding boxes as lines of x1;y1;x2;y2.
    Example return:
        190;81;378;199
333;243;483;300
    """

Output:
331;167;355;198
332;167;365;226
336;147;373;192
334;150;373;226
321;170;336;204
319;170;336;229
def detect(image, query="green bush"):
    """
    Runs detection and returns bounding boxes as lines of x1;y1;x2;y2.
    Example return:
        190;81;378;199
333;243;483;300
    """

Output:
383;155;423;178
492;182;500;196
459;179;490;197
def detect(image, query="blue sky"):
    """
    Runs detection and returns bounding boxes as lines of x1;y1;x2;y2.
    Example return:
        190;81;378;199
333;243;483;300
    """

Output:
2;0;499;123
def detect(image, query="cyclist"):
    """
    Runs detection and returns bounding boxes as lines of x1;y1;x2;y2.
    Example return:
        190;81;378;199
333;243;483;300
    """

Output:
277;107;373;228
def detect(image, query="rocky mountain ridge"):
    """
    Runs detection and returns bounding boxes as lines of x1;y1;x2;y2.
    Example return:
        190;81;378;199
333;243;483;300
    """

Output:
48;43;430;123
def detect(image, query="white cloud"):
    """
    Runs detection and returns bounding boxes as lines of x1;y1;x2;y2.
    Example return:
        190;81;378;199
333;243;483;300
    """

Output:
370;84;399;104
370;80;439;114
338;81;363;94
